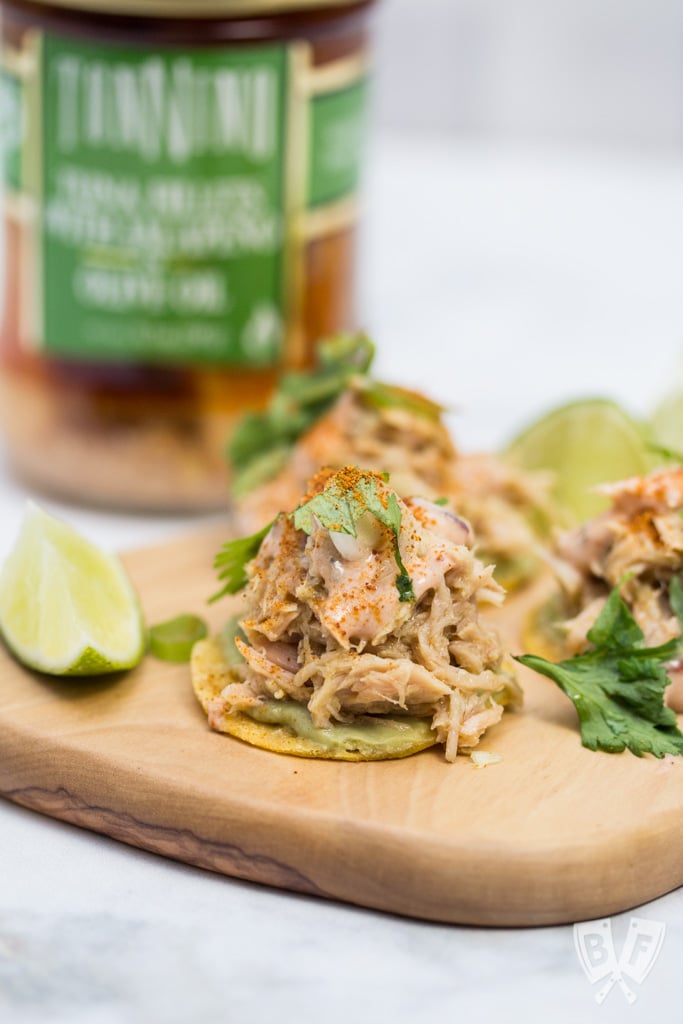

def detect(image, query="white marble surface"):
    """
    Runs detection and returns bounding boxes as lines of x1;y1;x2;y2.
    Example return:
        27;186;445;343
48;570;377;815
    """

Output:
3;136;683;1022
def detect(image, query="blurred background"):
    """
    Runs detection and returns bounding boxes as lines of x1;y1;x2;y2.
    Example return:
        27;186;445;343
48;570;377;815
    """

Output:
361;0;683;448
374;0;683;151
2;0;683;504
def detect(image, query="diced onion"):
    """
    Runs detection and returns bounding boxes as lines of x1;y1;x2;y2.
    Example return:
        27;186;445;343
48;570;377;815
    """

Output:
329;512;383;560
470;751;502;768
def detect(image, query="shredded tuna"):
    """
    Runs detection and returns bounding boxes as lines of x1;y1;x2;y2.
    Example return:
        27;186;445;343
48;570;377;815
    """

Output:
224;468;520;761
234;382;552;578
451;453;554;566
552;468;683;653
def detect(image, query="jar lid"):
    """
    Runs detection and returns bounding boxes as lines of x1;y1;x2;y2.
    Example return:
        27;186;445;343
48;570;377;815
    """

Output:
34;0;369;17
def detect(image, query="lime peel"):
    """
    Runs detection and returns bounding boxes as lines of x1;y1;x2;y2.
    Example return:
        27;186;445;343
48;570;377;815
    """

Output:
149;614;208;663
0;502;145;676
651;390;683;461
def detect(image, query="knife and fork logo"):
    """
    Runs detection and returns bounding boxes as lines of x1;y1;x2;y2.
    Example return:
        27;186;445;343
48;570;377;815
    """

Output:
574;916;666;1004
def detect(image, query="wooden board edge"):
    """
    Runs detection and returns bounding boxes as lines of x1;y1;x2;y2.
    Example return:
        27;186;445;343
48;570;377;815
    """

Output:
3;746;682;928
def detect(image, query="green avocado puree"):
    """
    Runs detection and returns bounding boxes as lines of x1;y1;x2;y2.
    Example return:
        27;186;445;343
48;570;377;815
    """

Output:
246;700;435;757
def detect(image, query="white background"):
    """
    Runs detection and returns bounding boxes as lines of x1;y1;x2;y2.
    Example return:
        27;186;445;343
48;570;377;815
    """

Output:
374;0;683;153
364;0;683;451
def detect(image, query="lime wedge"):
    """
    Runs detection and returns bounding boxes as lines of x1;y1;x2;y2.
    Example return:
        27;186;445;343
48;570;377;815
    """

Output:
651;391;683;460
0;503;145;675
504;399;650;522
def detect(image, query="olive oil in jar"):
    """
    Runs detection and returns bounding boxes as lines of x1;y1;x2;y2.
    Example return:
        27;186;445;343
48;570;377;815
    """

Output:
0;0;375;509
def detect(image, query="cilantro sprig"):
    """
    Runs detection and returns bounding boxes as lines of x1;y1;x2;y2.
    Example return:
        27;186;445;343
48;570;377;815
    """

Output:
291;469;416;602
227;334;374;496
226;333;451;497
210;519;275;602
517;579;683;758
358;379;445;422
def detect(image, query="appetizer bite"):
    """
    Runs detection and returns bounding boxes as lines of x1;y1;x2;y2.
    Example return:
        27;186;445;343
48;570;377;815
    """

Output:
193;466;520;761
527;468;683;711
227;333;553;589
451;453;554;590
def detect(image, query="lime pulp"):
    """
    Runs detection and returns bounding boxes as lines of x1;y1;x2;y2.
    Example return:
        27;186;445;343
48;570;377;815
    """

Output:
0;502;145;676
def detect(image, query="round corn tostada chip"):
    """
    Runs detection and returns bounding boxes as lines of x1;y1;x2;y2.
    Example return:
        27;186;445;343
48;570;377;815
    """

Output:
191;636;439;761
521;595;571;663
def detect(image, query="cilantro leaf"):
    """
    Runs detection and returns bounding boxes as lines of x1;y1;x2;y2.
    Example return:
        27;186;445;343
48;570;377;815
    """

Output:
226;334;374;495
585;585;645;649
210;519;274;602
316;333;374;373
228;445;292;499
647;442;683;464
378;490;415;602
291;469;416;602
225;335;448;497
669;574;683;624
358;379;446;422
516;583;683;758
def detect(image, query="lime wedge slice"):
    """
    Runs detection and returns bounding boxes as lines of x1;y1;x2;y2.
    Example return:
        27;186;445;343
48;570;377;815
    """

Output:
651;391;683;460
0;503;145;675
504;399;650;522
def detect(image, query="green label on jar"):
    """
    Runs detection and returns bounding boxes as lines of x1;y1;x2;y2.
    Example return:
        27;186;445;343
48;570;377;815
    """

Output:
0;68;23;192
308;78;368;209
40;34;289;366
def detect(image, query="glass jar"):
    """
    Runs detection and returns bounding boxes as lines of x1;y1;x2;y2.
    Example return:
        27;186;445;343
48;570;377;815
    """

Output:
0;0;375;509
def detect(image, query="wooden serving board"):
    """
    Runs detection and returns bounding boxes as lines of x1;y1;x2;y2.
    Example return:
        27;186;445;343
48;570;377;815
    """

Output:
1;524;683;927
